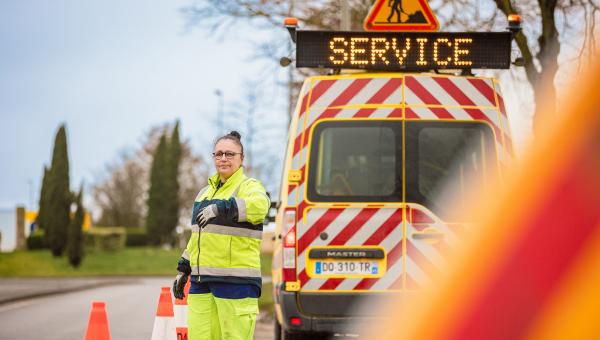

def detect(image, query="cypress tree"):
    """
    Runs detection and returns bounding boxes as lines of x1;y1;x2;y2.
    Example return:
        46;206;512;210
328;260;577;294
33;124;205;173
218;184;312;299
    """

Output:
37;166;50;231
46;124;71;257
164;122;182;245
67;186;84;268
146;132;169;245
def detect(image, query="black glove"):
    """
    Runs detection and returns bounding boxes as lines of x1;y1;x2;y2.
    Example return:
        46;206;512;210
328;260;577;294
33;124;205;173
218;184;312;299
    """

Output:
177;261;192;276
173;273;189;300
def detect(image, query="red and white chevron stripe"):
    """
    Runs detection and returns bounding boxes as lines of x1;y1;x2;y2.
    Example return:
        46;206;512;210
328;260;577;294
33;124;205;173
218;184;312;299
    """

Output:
294;205;461;291
297;207;404;291
405;76;512;151
404;75;497;108
493;81;514;156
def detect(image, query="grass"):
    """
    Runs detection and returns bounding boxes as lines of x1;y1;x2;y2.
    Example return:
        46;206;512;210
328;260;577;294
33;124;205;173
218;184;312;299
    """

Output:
0;247;182;277
259;282;274;313
260;253;272;277
0;247;274;278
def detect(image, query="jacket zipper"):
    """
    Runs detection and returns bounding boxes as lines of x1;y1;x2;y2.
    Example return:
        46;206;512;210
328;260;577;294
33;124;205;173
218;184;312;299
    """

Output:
196;183;222;279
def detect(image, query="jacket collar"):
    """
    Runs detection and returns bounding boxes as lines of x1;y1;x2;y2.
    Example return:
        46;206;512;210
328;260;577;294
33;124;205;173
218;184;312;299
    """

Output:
208;166;245;190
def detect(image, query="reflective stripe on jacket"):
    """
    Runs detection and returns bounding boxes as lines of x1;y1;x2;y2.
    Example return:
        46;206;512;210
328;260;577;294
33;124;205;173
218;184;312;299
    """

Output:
182;167;270;288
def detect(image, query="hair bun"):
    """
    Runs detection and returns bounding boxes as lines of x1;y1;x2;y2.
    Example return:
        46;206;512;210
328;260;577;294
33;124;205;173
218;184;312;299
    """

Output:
229;131;242;140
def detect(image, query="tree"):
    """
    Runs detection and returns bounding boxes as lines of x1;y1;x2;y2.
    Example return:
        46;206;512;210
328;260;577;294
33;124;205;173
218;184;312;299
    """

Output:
36;166;50;231
67;186;85;268
46;124;71;257
94;155;146;228
181;0;599;134
146;132;169;245
164;122;183;243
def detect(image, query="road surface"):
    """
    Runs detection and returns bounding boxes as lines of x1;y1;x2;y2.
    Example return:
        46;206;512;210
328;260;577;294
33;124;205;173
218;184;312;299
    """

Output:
0;277;274;339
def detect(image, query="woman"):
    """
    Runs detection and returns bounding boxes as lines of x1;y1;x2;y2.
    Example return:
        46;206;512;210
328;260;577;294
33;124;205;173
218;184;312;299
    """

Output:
173;131;270;340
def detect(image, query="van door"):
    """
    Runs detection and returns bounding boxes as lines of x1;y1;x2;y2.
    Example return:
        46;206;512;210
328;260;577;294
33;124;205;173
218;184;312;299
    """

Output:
297;119;405;293
404;120;499;290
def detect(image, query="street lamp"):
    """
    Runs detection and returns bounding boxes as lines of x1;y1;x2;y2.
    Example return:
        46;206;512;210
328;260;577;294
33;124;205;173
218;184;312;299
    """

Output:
214;89;224;135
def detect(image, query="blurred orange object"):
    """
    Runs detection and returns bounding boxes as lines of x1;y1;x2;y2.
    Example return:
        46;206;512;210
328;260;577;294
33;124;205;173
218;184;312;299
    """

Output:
84;301;110;340
371;57;600;339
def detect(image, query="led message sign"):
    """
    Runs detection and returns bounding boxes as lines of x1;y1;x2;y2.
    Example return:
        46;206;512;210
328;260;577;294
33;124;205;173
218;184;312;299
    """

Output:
296;31;512;70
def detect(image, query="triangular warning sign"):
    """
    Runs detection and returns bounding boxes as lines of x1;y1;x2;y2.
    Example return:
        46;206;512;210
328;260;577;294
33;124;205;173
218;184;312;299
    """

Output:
363;0;440;32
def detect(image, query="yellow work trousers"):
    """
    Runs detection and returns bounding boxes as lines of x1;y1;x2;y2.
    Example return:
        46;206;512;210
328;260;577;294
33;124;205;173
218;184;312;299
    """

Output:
188;293;258;340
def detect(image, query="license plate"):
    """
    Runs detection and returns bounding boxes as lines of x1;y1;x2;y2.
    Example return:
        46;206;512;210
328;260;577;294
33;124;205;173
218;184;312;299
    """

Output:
315;261;379;275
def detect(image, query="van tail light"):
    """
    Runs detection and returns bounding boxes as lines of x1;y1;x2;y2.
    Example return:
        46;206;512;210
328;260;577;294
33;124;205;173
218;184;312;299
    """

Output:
282;209;297;282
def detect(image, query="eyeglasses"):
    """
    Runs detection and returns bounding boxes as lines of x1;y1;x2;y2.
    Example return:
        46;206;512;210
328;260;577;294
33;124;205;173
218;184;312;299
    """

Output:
212;151;242;160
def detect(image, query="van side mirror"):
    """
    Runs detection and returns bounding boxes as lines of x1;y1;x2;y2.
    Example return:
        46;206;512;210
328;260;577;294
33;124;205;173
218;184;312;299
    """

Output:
267;201;278;223
263;192;278;225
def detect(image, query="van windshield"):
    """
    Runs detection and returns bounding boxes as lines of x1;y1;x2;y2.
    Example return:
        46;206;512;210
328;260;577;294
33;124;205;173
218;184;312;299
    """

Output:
307;120;498;218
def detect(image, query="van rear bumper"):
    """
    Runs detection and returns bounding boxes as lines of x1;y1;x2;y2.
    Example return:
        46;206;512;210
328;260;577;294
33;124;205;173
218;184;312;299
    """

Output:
277;285;407;334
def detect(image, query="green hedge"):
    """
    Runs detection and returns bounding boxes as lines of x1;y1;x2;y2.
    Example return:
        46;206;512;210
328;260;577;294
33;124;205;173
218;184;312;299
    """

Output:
85;227;126;252
27;229;47;250
125;228;148;247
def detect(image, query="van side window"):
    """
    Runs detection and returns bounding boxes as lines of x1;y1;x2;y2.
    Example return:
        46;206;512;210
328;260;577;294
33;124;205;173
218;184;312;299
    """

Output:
307;121;402;202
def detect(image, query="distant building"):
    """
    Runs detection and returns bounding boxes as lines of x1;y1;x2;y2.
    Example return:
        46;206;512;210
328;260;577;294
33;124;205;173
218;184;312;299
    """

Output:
0;208;92;252
25;211;92;233
0;208;17;252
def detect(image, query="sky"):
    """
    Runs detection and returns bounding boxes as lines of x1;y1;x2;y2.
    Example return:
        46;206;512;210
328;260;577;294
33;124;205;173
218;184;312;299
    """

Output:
0;0;548;213
0;0;290;210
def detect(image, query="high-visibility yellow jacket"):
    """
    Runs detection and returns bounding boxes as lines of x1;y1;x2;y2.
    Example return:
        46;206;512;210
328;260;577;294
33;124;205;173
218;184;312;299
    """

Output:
181;167;270;288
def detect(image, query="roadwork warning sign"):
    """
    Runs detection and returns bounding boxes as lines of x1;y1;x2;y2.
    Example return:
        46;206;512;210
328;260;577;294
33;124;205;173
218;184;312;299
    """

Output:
363;0;440;32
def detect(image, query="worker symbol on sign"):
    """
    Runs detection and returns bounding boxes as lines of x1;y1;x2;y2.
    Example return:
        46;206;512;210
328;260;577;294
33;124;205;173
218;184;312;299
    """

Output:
364;0;439;31
387;0;426;24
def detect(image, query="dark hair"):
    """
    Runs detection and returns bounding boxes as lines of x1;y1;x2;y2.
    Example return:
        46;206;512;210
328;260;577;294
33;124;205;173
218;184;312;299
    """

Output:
214;131;244;155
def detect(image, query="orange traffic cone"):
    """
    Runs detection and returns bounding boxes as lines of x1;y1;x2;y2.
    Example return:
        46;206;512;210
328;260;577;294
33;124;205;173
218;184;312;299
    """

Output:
84;301;111;340
174;280;191;340
151;287;176;340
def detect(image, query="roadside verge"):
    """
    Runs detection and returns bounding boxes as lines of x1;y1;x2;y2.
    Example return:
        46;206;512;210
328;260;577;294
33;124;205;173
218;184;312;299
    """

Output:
0;277;149;305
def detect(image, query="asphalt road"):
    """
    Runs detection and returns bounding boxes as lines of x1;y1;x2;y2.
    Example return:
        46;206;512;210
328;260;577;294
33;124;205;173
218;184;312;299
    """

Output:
0;277;274;340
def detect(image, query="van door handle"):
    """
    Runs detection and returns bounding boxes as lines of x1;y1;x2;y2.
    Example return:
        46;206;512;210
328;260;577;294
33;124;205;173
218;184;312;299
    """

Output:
412;229;444;243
